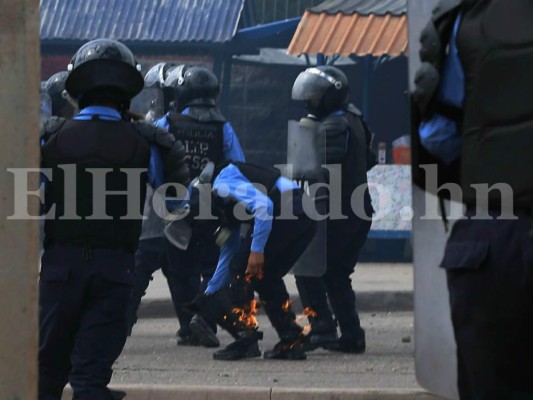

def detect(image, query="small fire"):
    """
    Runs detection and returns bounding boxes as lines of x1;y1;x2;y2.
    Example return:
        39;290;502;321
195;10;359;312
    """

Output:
295;307;317;335
281;299;293;312
232;299;259;329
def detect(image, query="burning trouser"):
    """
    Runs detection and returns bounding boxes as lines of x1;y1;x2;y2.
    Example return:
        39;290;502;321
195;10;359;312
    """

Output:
194;287;263;360
295;216;371;353
238;206;318;360
295;276;338;350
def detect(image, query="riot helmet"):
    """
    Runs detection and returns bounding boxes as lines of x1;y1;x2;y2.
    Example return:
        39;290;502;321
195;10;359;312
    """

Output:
44;71;76;118
164;65;220;112
65;39;144;110
292;66;349;119
131;62;177;121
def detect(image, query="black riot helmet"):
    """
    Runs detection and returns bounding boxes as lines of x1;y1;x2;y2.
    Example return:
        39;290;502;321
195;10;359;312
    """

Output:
130;62;177;121
44;71;76;118
65;38;144;109
164;65;220;112
292;65;349;119
144;62;179;89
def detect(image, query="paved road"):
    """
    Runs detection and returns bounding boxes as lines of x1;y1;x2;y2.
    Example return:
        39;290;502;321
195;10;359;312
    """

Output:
114;312;417;390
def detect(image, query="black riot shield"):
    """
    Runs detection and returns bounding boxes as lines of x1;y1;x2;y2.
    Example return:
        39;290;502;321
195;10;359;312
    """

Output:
410;0;461;398
286;117;327;277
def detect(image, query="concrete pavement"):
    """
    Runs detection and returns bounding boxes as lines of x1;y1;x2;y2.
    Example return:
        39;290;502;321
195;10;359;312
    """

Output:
138;263;414;319
60;264;440;399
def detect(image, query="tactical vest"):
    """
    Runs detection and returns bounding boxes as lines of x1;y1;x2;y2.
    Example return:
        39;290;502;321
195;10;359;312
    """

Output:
213;162;283;225
41;119;151;251
167;113;224;179
457;0;533;208
340;110;373;218
411;0;462;201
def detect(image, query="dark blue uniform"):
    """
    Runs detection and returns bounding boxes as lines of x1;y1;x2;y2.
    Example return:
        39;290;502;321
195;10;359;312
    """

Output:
295;107;373;352
417;2;533;397
39;107;167;400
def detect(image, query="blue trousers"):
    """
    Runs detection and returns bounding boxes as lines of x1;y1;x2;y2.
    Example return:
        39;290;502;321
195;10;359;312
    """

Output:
441;210;533;400
295;216;372;337
39;244;134;400
128;235;219;336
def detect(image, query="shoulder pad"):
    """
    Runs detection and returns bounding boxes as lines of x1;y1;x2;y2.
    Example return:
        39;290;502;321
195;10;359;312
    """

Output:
432;0;461;22
420;0;461;65
41;116;66;140
345;103;362;117
319;114;349;137
132;121;175;149
187;106;226;123
412;62;440;119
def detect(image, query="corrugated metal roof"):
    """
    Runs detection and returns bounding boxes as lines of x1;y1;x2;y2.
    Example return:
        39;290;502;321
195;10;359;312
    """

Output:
40;0;245;43
309;0;407;16
288;8;407;57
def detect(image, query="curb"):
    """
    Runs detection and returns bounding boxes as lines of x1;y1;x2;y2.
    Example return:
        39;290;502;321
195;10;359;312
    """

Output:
62;385;442;400
138;291;414;319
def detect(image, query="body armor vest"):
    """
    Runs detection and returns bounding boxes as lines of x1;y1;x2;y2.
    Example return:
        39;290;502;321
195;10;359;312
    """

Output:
213;162;282;226
341;110;373;218
41;119;150;251
457;0;533;208
168;113;224;179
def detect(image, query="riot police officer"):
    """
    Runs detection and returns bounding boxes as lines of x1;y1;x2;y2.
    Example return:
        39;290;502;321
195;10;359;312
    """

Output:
181;161;316;360
291;66;375;353
154;65;245;347
38;39;189;400
127;62;185;335
413;1;533;398
43;71;77;118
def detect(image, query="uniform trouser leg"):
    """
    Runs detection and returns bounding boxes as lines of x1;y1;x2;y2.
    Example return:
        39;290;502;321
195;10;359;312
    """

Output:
322;218;371;337
69;273;131;400
128;237;166;331
252;214;317;339
294;276;336;332
442;213;533;400
39;250;84;400
39;246;134;400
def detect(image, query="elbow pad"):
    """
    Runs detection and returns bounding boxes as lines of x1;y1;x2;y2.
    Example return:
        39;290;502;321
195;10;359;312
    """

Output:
133;121;190;185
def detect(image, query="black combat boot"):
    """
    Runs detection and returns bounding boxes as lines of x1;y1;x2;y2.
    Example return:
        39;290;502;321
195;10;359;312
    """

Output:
261;296;307;360
189;313;220;348
325;327;366;354
263;328;307;360
303;318;338;351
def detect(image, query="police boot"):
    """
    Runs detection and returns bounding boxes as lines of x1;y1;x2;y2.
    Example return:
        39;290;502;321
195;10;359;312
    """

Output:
303;317;338;352
325;327;366;354
176;308;200;346
261;299;306;360
190;313;220;348
195;288;263;361
72;389;126;400
263;326;307;360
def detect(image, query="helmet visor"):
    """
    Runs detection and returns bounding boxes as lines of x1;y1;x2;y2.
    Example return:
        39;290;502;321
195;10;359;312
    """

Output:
292;68;334;101
130;88;165;121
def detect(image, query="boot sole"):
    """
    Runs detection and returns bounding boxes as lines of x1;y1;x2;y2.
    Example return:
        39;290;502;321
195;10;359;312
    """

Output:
190;318;220;348
263;351;307;360
213;348;262;361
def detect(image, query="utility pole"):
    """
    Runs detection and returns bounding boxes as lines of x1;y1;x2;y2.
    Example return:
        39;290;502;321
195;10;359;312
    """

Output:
0;0;40;398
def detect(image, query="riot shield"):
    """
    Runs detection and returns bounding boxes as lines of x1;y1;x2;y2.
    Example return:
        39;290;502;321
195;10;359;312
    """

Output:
409;1;460;398
286;117;327;277
139;184;167;241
